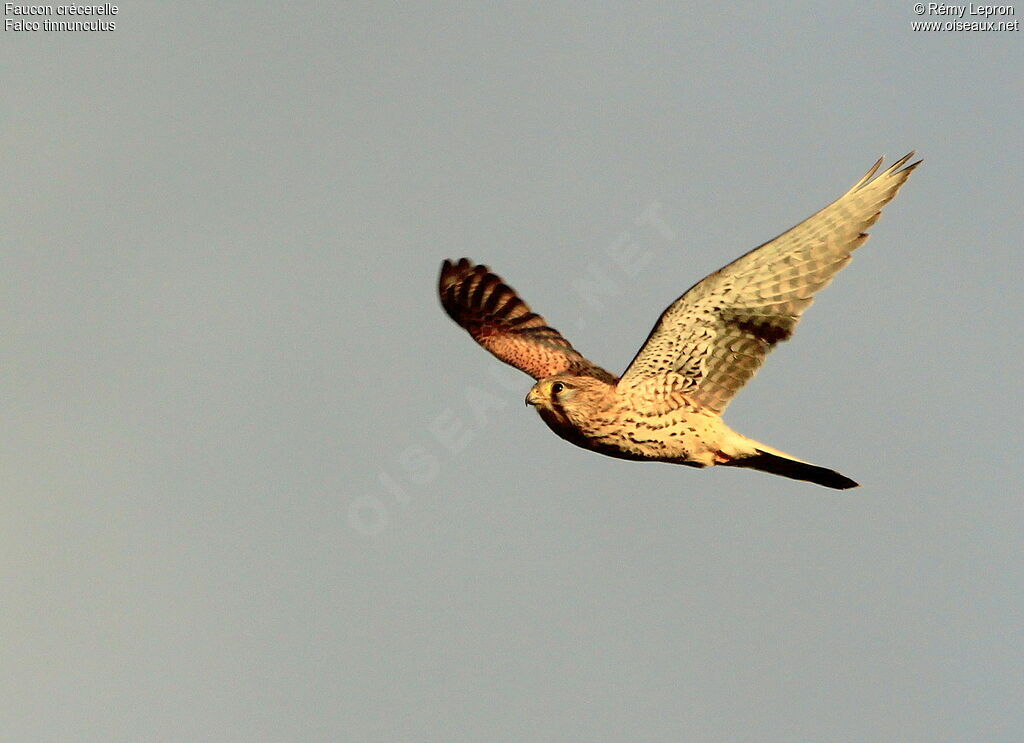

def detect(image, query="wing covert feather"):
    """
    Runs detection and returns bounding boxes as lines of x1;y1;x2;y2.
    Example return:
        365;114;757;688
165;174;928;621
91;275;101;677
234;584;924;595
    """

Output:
618;153;920;413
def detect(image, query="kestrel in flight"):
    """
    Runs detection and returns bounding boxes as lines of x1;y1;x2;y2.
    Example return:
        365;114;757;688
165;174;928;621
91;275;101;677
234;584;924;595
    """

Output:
438;153;920;489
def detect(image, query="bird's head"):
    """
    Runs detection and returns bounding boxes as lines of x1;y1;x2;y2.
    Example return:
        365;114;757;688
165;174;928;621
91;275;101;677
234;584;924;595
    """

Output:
525;375;612;426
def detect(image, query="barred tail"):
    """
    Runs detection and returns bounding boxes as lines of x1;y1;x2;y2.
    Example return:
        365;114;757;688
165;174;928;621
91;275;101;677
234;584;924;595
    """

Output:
729;449;859;490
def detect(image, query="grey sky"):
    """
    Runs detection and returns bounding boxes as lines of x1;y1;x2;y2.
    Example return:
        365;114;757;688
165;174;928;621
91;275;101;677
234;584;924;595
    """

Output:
2;2;1022;741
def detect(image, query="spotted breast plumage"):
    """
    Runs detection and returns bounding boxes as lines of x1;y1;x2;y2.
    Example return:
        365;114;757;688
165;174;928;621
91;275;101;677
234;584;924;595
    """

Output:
438;153;920;489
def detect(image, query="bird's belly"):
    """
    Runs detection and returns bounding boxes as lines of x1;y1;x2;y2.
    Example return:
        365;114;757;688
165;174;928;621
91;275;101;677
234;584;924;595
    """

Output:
542;406;725;467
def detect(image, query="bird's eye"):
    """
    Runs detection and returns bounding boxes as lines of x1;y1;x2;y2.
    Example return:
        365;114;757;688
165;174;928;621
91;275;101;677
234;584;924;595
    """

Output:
551;382;564;395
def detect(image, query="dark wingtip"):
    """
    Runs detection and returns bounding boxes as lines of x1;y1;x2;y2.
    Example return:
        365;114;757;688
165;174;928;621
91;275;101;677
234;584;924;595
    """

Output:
439;258;455;281
439;258;481;291
889;151;915;170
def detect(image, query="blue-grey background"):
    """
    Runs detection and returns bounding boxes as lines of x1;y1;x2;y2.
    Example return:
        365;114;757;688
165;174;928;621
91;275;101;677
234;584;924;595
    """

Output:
3;3;1021;741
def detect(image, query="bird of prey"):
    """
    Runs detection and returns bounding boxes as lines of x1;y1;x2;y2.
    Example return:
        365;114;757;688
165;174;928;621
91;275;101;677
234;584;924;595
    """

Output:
438;153;920;489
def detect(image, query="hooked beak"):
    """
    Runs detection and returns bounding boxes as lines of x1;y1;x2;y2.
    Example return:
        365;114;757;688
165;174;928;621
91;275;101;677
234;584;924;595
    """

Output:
525;388;541;407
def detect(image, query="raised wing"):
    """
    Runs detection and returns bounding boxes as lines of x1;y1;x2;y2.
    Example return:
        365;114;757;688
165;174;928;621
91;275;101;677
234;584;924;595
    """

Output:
618;152;920;413
439;259;614;382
